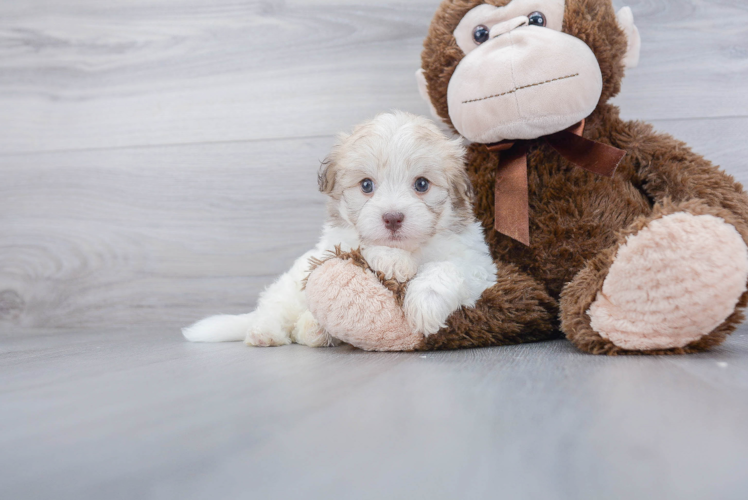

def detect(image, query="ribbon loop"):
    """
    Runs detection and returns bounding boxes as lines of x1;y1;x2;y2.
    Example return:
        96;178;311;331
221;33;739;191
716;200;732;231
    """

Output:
545;129;625;178
488;120;626;246
494;143;531;246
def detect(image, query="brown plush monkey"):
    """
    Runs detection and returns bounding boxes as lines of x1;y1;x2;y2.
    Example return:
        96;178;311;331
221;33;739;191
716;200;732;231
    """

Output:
304;0;748;355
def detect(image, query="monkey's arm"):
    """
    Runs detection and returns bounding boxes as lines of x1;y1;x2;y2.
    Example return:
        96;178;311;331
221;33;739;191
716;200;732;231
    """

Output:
626;122;748;231
304;249;559;352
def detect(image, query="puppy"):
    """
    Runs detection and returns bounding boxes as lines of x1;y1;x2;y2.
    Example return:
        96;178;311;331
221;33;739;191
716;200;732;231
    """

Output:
183;111;497;347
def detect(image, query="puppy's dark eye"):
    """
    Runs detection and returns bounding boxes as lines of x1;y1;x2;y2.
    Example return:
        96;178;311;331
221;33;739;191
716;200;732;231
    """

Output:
361;179;374;194
528;12;546;27
473;25;490;45
414;177;430;193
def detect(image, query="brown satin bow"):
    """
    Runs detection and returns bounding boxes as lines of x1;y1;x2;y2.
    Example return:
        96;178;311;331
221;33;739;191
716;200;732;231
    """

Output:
487;120;626;246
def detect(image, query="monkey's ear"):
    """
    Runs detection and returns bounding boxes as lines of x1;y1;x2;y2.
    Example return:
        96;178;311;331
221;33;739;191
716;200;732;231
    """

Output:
616;7;641;70
416;69;443;122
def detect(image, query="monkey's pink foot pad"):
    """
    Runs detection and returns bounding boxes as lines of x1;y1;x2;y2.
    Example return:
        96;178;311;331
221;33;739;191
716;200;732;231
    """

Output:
588;212;748;350
305;258;423;352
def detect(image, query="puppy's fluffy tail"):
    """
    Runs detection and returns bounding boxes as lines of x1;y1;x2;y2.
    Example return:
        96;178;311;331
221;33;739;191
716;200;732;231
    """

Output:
182;314;251;342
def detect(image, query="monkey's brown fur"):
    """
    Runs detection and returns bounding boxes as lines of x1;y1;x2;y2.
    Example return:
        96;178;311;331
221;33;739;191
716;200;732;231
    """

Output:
413;0;748;354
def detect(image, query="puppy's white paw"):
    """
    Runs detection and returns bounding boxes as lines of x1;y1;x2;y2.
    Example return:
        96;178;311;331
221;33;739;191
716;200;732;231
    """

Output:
362;246;419;282
404;293;451;335
292;310;338;348
244;313;291;347
403;262;467;336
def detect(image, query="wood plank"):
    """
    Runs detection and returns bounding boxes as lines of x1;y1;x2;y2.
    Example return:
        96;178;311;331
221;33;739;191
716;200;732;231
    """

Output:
1;0;747;154
1;327;747;499
0;0;437;154
613;0;748;122
0;137;333;330
1;116;746;331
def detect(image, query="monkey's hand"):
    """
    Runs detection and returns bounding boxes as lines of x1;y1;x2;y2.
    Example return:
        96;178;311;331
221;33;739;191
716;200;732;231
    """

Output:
403;262;468;336
305;250;559;351
305;254;423;351
361;246;419;282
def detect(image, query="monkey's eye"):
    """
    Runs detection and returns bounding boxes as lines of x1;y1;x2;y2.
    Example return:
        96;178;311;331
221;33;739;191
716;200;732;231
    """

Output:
361;179;374;194
528;12;546;27
414;177;430;193
472;25;490;45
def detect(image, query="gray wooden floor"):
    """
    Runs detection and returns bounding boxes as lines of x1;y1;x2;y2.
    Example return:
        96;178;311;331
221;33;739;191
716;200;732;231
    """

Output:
2;0;748;499
3;327;748;500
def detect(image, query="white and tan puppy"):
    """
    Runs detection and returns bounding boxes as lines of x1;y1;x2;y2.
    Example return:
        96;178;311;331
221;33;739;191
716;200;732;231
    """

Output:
183;111;497;347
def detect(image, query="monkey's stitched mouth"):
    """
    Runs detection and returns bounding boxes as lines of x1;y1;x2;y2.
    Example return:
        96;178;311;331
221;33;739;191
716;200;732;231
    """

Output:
462;73;580;104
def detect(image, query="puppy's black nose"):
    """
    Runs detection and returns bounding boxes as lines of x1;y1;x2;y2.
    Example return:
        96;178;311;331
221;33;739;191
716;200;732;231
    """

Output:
383;212;405;232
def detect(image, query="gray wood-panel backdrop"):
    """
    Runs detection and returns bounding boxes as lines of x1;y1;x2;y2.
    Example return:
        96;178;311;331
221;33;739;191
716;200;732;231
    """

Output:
2;0;748;333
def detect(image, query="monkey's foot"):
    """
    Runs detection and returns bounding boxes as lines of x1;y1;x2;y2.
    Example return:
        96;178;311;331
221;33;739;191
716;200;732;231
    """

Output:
305;257;423;352
588;212;748;351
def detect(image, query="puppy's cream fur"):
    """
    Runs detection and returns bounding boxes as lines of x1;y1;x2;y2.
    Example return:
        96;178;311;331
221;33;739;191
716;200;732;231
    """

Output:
183;112;497;347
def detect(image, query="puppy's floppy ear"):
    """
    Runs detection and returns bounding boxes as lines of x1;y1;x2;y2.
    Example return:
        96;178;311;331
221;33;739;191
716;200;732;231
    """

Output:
446;139;473;209
451;168;474;206
318;157;337;194
318;133;348;195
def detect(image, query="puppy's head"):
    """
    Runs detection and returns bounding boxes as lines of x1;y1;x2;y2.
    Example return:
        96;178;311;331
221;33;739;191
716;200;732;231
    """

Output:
319;111;472;251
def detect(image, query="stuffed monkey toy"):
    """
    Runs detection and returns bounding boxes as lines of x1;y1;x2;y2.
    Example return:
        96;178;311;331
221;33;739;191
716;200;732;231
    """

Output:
304;0;748;354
